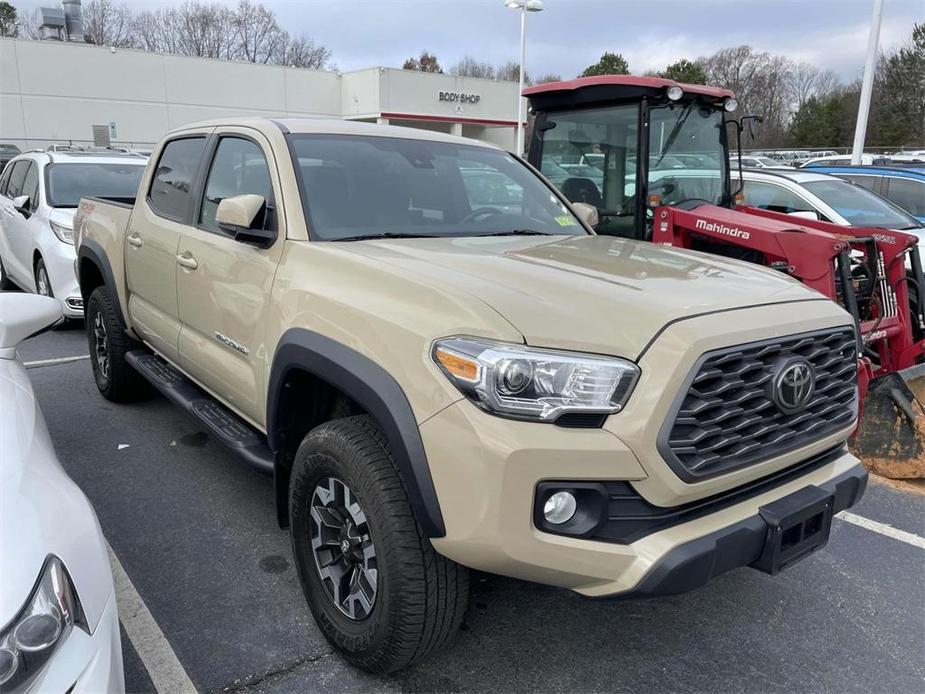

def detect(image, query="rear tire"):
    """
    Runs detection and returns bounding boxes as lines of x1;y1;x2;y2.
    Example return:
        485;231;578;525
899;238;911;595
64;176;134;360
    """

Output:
86;286;147;402
289;415;468;674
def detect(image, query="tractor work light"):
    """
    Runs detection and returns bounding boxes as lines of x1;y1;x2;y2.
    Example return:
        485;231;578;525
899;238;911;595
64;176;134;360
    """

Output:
724;98;739;112
666;86;684;101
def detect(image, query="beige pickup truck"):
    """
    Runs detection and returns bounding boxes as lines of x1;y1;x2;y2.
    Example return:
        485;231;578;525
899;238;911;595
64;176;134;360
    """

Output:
75;118;867;673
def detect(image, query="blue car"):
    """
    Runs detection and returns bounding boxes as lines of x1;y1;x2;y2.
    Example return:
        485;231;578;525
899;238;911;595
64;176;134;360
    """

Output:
808;166;925;224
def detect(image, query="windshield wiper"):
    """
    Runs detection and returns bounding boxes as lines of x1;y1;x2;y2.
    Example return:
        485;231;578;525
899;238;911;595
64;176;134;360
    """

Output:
335;232;440;242
475;229;555;237
652;103;693;170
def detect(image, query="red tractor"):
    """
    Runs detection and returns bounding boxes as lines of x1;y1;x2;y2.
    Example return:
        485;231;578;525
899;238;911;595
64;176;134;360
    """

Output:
524;76;925;474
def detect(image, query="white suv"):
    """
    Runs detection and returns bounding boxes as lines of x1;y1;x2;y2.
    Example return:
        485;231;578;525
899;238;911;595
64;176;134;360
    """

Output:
0;150;146;318
737;169;925;261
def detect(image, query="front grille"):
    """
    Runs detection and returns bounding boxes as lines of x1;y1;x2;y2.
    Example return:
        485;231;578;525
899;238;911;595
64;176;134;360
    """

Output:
659;328;858;481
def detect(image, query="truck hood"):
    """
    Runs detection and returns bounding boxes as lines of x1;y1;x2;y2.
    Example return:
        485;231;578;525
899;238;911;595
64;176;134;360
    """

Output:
335;234;823;358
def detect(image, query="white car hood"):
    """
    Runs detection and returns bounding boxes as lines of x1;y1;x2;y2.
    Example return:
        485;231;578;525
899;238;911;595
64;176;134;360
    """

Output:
0;359;112;629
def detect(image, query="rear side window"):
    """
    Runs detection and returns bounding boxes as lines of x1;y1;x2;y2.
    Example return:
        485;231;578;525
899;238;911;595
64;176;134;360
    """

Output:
838;174;879;193
199;137;274;232
0;162;13;195
148;137;206;221
742;180;815;214
6;160;30;198
886;178;925;218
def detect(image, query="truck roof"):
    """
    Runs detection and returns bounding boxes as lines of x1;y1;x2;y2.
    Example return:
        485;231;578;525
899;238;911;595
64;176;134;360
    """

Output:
174;117;504;150
523;75;735;102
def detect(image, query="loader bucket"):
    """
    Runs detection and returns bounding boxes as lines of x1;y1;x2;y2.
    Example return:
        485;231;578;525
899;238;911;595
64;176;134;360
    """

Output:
851;363;925;479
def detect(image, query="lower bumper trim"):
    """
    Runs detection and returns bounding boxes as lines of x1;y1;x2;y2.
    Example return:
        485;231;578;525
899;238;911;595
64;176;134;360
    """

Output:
607;462;867;599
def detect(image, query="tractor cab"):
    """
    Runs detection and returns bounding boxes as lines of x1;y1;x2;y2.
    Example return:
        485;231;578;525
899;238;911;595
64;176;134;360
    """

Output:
525;76;739;240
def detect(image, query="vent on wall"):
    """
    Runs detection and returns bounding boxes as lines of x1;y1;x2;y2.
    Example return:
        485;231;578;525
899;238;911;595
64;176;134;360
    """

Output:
92;124;112;148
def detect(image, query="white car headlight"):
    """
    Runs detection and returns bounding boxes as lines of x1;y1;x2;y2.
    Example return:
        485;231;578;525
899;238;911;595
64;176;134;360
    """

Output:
0;556;86;690
49;221;75;245
432;337;639;422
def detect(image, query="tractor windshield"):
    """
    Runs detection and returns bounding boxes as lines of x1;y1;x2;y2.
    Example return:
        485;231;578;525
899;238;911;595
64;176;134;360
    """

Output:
535;101;729;238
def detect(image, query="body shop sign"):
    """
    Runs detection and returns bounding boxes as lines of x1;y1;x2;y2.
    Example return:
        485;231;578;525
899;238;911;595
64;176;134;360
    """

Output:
439;92;480;104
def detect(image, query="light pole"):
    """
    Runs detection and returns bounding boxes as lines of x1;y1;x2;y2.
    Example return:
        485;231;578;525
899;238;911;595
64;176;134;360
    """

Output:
505;0;544;155
851;0;883;165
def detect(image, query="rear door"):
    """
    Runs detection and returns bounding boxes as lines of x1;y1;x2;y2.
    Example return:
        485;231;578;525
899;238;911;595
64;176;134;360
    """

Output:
125;133;209;363
0;162;16;282
175;129;284;427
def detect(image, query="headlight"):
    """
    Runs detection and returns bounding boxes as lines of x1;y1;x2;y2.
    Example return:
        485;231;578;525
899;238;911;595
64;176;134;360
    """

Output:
0;556;86;690
432;337;639;422
49;221;75;245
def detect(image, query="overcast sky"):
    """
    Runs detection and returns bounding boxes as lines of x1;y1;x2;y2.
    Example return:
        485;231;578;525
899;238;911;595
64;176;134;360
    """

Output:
18;0;925;79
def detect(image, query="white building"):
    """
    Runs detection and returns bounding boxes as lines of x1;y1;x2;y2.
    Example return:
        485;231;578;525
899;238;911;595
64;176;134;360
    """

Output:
0;38;522;152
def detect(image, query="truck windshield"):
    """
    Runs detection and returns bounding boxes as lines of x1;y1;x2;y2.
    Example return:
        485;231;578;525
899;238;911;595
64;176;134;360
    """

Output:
802;179;920;229
536;102;727;238
46;163;145;208
288;135;586;241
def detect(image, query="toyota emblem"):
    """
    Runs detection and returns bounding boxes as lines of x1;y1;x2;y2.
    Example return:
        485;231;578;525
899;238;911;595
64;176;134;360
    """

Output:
772;359;815;414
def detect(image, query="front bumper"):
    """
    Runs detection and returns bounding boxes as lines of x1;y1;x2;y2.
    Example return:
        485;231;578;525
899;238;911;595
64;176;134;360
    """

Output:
26;590;124;693
40;236;82;318
422;399;866;598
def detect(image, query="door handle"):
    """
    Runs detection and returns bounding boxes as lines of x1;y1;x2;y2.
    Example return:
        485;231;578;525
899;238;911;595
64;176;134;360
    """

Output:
176;252;198;270
127;233;143;248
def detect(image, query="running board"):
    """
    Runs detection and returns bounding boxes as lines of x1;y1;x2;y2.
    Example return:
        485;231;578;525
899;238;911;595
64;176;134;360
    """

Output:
126;351;273;475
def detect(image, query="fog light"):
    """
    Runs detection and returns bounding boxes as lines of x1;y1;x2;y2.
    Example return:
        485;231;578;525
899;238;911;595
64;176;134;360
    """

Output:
543;491;577;525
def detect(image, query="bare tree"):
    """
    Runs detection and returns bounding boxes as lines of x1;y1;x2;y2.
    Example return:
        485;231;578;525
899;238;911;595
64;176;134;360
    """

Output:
82;0;135;47
533;73;562;85
282;32;331;69
403;51;443;73
450;56;495;79
496;60;528;83
233;0;284;63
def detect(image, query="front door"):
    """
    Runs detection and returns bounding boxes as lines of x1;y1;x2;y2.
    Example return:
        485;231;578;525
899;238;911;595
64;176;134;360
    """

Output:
2;160;35;285
176;130;284;428
125;134;209;363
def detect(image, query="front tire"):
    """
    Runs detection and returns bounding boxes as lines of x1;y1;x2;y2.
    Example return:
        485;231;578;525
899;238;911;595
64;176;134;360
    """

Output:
34;257;52;297
289;415;468;674
86;286;147;402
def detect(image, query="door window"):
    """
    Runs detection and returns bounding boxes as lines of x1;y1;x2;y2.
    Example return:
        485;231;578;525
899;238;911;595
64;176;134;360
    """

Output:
199;137;274;232
6;160;30;198
148;137;207;221
21;163;39;212
886;178;925;218
742;180;815;214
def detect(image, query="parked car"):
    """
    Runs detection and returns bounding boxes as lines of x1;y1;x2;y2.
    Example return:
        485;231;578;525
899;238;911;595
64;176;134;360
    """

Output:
806;166;925;224
738;168;925;261
0;144;21;171
0;293;124;692
76;118;866;673
0;150;146;318
801;154;892;168
730;155;788;169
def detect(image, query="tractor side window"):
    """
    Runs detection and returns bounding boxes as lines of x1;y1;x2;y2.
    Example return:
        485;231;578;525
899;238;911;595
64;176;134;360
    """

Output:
537;103;638;237
742;181;815;215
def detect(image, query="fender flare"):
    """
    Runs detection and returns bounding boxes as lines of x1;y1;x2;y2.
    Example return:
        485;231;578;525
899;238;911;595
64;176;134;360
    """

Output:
77;239;126;328
267;328;446;538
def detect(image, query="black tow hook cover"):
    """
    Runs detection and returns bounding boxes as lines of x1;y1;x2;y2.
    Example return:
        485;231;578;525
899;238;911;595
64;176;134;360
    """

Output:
752;485;835;575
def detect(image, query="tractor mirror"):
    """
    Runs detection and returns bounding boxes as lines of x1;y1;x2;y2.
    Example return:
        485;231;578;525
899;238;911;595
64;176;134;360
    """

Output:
571;202;599;229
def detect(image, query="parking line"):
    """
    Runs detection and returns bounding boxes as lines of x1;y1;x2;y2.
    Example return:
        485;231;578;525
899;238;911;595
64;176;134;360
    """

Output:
106;542;198;694
836;511;925;549
23;354;90;369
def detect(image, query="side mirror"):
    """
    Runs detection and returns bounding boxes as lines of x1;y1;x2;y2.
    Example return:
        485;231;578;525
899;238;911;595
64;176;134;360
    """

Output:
215;194;275;248
787;210;819;221
0;294;62;353
571;202;599;229
12;195;29;215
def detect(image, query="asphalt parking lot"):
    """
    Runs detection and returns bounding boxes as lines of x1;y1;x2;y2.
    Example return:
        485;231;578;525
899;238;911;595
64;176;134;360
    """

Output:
15;318;925;694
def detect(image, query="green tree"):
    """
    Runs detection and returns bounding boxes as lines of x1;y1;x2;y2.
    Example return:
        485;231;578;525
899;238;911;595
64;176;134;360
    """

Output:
402;51;443;73
869;22;925;146
0;1;18;37
580;52;629;77
658;58;706;85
